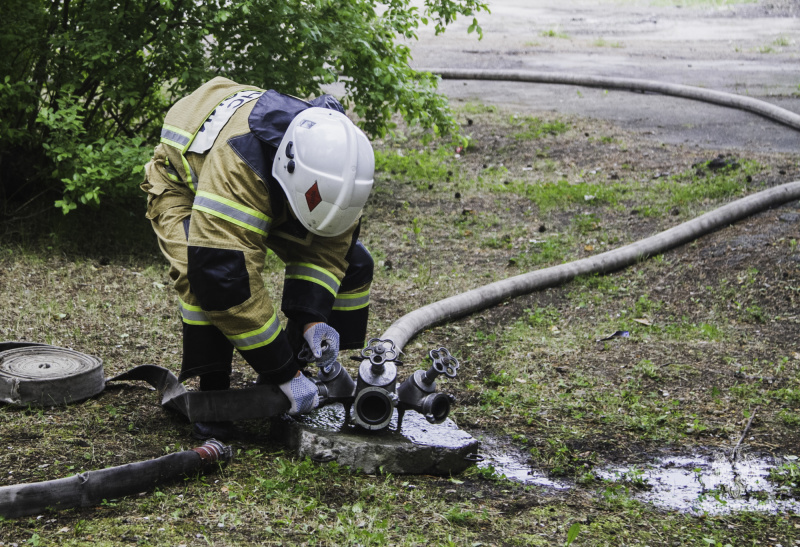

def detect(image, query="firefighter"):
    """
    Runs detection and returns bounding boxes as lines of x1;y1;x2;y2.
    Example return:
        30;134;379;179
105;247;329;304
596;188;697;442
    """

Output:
141;77;374;439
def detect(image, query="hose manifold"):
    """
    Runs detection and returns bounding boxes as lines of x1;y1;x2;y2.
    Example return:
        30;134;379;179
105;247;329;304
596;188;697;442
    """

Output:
418;392;455;424
314;359;356;405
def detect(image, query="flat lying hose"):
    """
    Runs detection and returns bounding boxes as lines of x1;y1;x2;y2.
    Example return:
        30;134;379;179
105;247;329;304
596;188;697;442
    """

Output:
109;364;289;422
382;181;800;351
424;68;800;131
0;440;231;518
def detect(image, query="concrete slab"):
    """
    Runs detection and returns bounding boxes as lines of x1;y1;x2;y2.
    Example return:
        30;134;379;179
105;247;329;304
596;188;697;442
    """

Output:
271;404;480;475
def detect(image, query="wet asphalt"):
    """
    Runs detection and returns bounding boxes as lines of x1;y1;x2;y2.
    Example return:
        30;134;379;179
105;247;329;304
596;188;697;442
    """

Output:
409;0;800;153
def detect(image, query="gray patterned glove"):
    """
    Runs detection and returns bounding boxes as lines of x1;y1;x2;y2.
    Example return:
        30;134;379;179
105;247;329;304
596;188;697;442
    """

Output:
303;323;340;369
279;373;320;415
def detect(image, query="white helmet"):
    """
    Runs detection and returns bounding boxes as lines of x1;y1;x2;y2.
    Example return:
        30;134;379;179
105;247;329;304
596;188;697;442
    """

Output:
272;107;374;237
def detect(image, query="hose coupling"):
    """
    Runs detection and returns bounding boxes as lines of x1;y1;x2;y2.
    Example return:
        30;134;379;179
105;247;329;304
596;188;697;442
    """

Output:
313;359;356;405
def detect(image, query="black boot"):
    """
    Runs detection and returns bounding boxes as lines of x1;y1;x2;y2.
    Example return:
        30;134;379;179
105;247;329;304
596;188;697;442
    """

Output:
192;371;237;441
192;421;239;442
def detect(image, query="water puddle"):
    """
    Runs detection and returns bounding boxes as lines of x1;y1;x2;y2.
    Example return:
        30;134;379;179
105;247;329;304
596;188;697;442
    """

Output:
477;439;799;514
597;453;800;515
296;403;478;449
476;436;570;491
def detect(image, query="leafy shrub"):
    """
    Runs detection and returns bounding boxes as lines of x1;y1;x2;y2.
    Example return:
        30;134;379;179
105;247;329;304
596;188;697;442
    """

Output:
0;0;488;215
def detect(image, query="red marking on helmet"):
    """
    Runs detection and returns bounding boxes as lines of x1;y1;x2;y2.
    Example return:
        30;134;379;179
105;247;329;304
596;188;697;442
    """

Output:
305;182;322;212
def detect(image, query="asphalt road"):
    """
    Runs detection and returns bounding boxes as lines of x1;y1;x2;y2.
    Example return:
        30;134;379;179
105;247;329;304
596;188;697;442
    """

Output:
409;0;800;153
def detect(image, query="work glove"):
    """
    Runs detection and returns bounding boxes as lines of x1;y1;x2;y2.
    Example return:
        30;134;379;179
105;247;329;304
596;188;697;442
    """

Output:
303;323;340;369
279;373;320;416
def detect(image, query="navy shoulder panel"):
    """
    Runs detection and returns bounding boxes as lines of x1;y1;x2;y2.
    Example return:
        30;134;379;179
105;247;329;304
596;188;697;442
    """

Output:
249;90;346;147
228;133;273;183
228;133;286;218
309;94;345;114
249;90;311;147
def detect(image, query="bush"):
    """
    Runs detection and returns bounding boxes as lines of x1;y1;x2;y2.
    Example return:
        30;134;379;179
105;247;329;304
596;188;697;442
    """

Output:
0;0;488;215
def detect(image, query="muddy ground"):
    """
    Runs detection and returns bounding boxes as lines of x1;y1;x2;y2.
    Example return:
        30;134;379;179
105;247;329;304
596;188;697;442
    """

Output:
3;106;799;543
394;0;800;467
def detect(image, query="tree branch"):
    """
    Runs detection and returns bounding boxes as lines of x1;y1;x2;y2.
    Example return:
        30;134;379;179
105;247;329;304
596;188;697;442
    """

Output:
729;406;759;463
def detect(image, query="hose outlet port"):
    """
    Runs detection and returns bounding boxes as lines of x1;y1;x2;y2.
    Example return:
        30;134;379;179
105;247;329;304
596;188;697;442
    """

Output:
353;386;397;431
421;392;452;424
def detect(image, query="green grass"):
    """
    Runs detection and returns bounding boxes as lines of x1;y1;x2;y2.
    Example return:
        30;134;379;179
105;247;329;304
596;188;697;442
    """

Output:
459;102;498;115
768;457;800;495
773;36;792;47
500;179;617;211
490;157;762;218
510;115;569;140
593;37;624;48
374;146;460;190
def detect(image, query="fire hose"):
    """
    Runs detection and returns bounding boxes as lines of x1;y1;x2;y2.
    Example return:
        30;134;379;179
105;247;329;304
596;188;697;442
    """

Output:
379;67;800;350
134;71;800;429
423;68;800;131
381;180;800;351
105;339;459;431
0;440;231;519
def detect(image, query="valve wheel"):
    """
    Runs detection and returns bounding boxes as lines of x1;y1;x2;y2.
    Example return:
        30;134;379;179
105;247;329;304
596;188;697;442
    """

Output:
429;347;459;378
360;338;399;366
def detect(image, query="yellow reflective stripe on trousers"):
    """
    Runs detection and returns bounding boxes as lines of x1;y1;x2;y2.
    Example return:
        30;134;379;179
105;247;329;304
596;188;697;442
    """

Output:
227;313;282;351
332;289;370;311
178;298;211;325
285;263;340;296
192;191;271;236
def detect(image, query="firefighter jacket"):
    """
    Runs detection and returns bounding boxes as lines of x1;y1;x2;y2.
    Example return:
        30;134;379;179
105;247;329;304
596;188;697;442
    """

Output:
142;77;373;384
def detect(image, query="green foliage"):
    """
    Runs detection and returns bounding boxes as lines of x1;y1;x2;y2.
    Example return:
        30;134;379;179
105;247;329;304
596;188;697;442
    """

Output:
565;522;581;546
0;0;488;214
36;93;150;213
